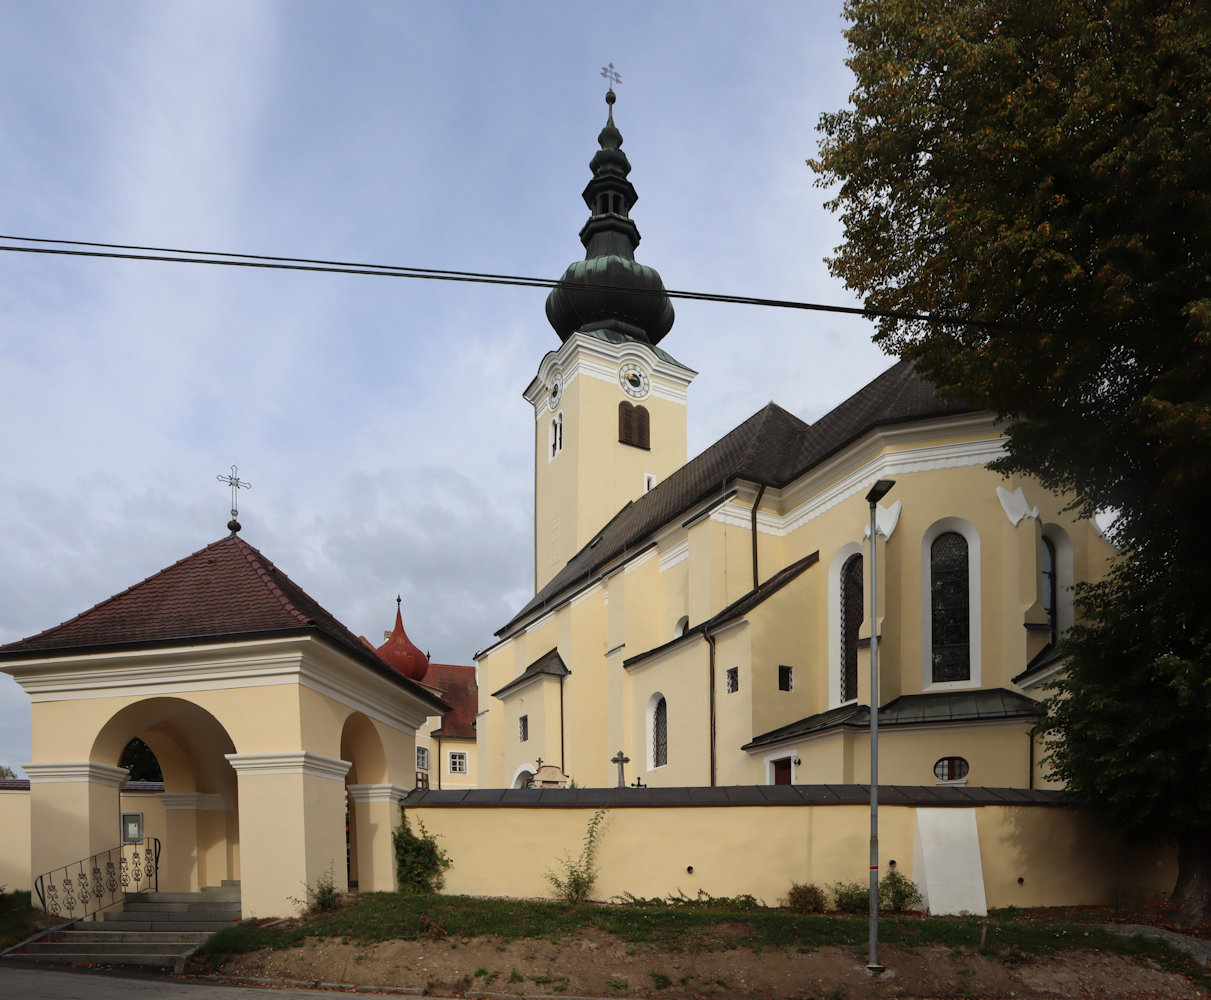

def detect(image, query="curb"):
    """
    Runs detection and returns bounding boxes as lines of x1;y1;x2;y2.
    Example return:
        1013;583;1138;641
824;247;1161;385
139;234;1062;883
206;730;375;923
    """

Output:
1105;923;1211;967
186;973;424;994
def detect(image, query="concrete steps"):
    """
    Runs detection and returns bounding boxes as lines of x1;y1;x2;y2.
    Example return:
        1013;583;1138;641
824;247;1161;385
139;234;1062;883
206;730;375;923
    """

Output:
5;882;241;969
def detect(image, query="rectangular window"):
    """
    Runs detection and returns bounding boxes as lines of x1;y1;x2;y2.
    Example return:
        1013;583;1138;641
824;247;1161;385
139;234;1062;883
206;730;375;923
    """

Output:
449;751;467;774
416;746;430;771
121;812;143;845
778;665;794;691
725;666;739;694
519;715;529;742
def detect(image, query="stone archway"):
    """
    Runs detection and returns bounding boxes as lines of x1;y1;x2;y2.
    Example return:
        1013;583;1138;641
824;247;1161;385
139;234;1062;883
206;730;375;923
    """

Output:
341;711;404;894
91;697;239;893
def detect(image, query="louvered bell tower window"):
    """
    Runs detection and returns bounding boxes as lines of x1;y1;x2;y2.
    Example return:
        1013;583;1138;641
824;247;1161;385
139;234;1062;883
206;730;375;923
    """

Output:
618;401;651;449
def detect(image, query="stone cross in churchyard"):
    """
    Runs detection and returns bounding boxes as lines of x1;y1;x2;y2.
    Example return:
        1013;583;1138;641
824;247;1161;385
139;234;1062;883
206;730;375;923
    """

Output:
610;749;630;787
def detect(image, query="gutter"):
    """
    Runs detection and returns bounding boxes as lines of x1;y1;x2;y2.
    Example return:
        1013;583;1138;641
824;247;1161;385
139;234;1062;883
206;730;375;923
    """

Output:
705;629;717;787
751;484;766;589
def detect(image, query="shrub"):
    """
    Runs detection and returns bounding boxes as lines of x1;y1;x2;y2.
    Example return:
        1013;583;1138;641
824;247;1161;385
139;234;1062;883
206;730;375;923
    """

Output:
394;813;453;893
290;865;340;914
546;807;607;904
831;879;870;914
879;869;923;913
785;882;826;914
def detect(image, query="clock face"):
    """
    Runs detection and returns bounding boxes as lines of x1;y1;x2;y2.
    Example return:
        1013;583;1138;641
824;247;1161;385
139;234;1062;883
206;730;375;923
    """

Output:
619;363;649;399
549;374;563;409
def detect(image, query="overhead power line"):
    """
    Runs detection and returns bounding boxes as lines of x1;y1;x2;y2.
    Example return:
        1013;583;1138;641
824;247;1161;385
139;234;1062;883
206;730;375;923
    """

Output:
0;234;997;329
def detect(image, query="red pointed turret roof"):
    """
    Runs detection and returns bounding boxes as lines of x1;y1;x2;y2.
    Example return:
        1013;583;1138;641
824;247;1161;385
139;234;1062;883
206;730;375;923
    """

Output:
376;604;429;682
0;533;448;711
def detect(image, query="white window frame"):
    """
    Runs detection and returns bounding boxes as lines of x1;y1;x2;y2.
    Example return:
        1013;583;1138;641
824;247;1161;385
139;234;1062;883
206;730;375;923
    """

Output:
827;541;865;707
646;691;668;770
921;517;982;690
448;751;467;775
549;410;563;461
415;746;430;772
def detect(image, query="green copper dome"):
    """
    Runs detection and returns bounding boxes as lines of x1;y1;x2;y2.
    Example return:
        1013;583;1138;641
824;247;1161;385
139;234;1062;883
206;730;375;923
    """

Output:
545;89;675;345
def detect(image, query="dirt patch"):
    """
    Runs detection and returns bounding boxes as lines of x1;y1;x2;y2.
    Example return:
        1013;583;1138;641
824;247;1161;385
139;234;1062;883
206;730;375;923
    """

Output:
215;929;1208;998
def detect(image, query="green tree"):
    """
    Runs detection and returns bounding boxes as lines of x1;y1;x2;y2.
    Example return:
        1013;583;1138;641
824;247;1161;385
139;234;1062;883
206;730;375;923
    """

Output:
0;765;16;780
812;1;1211;925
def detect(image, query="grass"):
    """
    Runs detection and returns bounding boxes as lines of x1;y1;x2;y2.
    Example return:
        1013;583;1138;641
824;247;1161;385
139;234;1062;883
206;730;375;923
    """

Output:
0;891;42;950
192;891;1211;987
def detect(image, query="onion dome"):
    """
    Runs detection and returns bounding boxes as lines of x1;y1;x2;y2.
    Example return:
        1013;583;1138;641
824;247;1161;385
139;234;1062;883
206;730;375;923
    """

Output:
376;598;428;682
545;89;675;346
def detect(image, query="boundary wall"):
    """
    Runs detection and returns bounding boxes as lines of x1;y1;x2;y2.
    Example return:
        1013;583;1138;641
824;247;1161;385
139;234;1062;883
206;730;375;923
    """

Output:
404;784;1175;913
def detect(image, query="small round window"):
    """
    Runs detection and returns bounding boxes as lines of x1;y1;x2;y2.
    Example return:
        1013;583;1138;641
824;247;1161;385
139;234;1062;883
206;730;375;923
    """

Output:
934;756;969;782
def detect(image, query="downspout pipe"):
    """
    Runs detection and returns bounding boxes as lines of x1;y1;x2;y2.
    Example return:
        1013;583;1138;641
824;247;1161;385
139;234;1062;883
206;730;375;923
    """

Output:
560;672;567;773
435;734;443;791
705;629;717;787
751;484;766;589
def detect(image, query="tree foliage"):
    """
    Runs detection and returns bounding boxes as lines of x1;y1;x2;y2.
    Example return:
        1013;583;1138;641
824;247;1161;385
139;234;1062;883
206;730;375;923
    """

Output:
812;1;1211;924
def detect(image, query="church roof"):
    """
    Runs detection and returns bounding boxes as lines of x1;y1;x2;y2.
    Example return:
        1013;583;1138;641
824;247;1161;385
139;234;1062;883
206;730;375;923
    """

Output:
0;533;449;710
491;648;570;699
741;689;1042;751
424;662;478;739
499;360;972;636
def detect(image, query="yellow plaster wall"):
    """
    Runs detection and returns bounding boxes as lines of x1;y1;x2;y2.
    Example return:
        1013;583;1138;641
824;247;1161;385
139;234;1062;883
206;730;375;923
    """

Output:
410;801;1172;908
0;789;31;891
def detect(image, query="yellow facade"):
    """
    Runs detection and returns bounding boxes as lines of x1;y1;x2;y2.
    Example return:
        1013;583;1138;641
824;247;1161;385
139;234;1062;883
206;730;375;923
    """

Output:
2;634;437;917
479;350;1115;793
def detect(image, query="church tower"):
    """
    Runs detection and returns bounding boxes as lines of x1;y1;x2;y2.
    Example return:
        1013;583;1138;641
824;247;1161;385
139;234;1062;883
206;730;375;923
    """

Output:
527;88;695;591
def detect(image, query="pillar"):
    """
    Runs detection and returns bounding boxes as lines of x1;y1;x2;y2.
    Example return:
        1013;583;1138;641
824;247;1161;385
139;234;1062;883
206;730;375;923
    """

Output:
346;784;408;892
24;762;127;914
225;752;350;918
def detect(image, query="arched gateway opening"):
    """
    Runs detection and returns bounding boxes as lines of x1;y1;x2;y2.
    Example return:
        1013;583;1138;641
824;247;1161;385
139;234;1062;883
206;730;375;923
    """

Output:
92;697;240;893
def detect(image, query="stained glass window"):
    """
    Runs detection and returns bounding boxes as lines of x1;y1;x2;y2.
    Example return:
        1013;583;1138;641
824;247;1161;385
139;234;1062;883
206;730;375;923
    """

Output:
931;532;970;682
841;553;863;701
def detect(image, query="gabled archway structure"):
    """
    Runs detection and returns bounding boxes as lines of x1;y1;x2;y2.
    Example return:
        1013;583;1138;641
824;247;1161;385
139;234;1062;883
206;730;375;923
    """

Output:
0;531;447;917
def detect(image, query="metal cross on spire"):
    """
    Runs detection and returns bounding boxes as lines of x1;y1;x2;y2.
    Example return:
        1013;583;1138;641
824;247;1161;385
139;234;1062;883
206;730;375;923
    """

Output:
216;465;251;534
600;62;621;89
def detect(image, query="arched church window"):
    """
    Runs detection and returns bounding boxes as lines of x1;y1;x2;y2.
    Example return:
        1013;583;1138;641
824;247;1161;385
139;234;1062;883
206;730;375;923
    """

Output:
931;532;970;682
652;696;668;767
119;737;162;782
840;553;863;702
550;411;563;460
1041;535;1057;643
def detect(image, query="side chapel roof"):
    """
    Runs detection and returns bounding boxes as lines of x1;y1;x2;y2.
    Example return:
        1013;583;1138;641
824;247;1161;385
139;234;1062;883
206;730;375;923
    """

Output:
499;360;972;636
0;533;448;711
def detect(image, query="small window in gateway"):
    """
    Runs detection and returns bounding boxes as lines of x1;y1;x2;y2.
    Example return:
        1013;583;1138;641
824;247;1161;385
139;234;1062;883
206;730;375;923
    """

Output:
778;665;794;691
725;667;739;694
519;715;529;742
449;751;468;774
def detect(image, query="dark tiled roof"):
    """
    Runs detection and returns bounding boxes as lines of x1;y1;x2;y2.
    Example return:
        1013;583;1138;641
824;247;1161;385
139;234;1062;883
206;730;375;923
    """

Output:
743;688;1041;751
624;551;819;668
1014;642;1066;686
491;648;570;699
0;533;448;712
500;360;971;635
0;779;29;791
425;663;478;740
402;784;1067;808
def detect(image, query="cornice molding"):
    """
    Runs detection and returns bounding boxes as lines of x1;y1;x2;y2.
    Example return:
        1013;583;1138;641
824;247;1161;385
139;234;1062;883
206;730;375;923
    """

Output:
347;783;409;804
225;751;351;782
160;792;227;811
23;761;129;787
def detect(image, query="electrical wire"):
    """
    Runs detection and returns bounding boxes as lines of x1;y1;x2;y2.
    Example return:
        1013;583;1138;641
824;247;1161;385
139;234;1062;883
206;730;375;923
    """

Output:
0;234;995;329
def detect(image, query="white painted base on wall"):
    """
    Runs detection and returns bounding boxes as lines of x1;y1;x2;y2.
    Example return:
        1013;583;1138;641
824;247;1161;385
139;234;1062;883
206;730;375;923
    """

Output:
913;807;988;916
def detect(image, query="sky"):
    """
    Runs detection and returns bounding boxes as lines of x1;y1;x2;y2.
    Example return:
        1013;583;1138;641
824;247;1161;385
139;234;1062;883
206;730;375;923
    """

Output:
0;1;891;775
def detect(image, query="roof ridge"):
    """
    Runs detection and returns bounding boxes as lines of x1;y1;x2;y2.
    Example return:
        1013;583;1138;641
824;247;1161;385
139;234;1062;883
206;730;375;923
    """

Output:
231;536;314;628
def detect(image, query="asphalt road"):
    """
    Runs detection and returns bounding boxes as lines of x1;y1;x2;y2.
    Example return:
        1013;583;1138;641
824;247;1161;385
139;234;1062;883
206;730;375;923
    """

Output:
0;964;415;999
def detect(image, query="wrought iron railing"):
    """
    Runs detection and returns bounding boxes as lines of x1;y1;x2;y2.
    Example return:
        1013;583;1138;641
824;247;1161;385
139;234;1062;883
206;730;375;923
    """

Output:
33;837;160;929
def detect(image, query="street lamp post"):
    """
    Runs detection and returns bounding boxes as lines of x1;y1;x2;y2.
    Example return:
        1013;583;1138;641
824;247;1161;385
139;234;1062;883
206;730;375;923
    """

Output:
865;478;895;975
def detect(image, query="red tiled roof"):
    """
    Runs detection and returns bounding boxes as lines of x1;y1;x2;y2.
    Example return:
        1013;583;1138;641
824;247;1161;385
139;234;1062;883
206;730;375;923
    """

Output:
0;533;448;710
424;663;477;740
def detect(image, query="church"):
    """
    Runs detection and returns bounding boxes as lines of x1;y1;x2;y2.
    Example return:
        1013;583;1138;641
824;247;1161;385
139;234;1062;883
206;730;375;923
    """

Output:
473;87;1112;792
